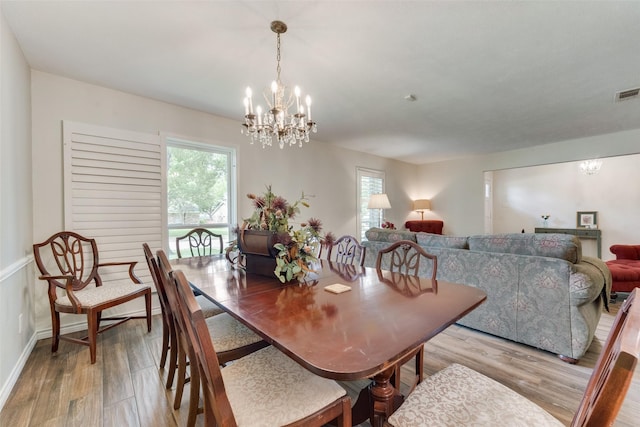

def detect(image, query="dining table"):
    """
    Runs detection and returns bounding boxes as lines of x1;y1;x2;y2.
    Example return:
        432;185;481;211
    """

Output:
170;255;486;427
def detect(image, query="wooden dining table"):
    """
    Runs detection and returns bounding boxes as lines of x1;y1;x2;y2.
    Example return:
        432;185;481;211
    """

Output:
170;255;486;427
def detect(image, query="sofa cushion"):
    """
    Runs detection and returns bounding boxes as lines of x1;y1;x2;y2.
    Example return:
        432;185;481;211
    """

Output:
468;233;581;263
416;233;469;249
365;228;417;243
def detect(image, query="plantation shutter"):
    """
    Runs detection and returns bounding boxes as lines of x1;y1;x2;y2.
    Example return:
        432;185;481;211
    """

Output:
63;120;165;285
356;167;385;240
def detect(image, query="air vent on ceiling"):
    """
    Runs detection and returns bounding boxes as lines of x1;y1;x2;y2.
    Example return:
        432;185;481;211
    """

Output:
615;87;640;102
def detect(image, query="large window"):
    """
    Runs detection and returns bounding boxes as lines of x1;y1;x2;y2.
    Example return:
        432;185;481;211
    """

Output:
166;138;236;258
356;167;385;240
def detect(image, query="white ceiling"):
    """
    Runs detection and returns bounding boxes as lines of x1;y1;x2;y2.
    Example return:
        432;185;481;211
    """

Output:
3;0;640;164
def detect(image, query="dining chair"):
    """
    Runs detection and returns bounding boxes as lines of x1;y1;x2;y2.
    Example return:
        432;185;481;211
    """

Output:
171;267;352;427
176;227;223;258
33;231;152;364
143;243;223;383
376;240;438;392
326;234;366;266
156;249;269;427
387;288;640;427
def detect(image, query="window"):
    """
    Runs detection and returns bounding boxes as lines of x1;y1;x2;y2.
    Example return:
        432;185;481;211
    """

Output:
356;167;385;240
166;138;236;258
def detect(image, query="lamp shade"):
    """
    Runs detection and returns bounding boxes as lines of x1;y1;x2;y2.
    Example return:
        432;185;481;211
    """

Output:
413;199;431;211
368;193;391;209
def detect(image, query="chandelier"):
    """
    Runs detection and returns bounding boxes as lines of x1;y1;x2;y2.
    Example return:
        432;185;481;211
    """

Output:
579;159;602;175
242;21;317;149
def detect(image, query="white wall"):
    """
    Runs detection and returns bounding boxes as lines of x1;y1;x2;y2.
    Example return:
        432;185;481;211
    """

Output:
0;8;35;409
418;129;640;239
31;71;419;333
491;155;640;259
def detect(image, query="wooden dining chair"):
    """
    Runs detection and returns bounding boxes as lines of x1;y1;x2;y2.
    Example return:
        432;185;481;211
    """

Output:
326;234;366;266
171;268;352;427
33;231;152;364
144;244;225;372
376;240;438;391
156;249;269;427
387;288;640;427
176;227;223;258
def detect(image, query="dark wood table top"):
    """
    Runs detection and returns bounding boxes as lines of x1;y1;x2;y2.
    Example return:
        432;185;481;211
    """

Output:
171;256;487;382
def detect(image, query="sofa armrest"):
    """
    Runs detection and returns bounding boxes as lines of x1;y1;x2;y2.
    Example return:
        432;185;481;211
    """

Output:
609;244;640;260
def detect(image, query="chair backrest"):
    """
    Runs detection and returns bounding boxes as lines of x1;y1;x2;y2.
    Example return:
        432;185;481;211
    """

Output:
33;231;101;291
142;243;170;315
327;235;366;266
571;288;639;426
375;240;437;280
176;228;223;258
156;250;181;322
172;268;237;426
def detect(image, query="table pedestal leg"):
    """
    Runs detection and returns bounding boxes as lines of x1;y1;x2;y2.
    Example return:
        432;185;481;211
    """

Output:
369;366;403;427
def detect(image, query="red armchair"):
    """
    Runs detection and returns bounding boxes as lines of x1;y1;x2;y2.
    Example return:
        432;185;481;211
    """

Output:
606;245;640;297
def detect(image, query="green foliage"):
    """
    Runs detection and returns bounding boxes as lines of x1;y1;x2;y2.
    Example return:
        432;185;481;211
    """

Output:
167;146;228;223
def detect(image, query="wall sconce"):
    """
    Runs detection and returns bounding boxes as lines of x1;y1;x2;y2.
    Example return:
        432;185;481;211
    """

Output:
413;199;431;220
368;193;391;227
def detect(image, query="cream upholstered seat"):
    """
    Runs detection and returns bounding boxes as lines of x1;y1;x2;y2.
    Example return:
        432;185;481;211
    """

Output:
387;363;562;427
203;312;265;352
221;345;348;427
55;282;149;308
388;288;640;427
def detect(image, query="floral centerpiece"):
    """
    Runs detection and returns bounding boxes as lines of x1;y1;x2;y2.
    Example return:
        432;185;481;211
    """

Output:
234;185;334;283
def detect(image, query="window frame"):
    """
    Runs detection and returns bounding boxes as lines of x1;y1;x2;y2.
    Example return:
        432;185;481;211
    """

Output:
164;135;237;256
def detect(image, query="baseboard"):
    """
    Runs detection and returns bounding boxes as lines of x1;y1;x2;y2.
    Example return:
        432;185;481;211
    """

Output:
0;305;161;414
0;332;37;412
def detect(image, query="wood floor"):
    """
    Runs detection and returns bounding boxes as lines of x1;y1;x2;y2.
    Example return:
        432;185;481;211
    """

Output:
1;298;638;427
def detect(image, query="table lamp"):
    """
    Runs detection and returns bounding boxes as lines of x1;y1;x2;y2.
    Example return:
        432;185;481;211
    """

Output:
368;193;391;227
413;199;431;220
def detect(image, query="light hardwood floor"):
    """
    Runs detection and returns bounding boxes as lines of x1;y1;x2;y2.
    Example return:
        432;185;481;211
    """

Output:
1;298;638;427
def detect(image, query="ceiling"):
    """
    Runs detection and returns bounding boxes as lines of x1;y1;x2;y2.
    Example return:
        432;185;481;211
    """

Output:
3;1;640;165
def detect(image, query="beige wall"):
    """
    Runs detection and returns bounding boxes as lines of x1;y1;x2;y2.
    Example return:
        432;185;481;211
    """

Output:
0;8;35;409
418;129;640;237
492;155;640;259
30;71;420;334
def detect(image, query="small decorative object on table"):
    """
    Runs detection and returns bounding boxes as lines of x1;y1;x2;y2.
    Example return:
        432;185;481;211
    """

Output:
382;221;396;230
229;185;333;283
541;214;550;228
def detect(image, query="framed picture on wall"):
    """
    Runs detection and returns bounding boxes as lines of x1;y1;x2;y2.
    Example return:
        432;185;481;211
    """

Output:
577;211;598;228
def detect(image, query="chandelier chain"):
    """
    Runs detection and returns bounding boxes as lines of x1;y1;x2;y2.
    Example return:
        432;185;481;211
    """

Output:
276;32;281;84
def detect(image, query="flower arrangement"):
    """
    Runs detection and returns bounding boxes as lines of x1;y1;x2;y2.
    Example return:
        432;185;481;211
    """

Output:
381;220;396;230
239;185;334;283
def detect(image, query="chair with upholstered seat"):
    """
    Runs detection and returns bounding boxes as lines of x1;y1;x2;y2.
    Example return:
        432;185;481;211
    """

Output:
171;268;352;427
176;227;223;258
376;240;438;392
142;244;222;381
326;234;366;266
33;231;152;364
156;249;269;427
387;288;640;427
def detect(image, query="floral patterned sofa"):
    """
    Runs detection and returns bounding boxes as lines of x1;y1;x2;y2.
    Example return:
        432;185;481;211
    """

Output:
362;229;611;363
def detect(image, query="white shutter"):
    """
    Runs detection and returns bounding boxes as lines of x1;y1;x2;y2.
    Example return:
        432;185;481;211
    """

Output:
63;121;165;285
356;167;385;240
